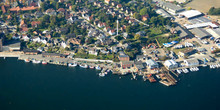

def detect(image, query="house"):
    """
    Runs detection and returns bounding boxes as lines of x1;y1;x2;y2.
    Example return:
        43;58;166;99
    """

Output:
121;61;134;69
32;36;41;42
70;38;81;45
118;54;130;61
45;8;57;16
146;59;159;69
104;26;111;32
142;15;149;21
57;8;66;14
164;59;178;70
179;48;195;57
88;48;98;56
109;29;116;35
98;22;105;28
111;1;117;6
105;0;111;4
31;21;41;28
117;4;122;9
136;55;148;62
21;34;30;41
20;20;27;28
123;32;129;39
184;59;199;67
42;52;66;58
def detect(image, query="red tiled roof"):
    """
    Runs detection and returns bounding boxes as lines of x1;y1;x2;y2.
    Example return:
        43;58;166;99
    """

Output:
1;5;6;13
9;6;38;12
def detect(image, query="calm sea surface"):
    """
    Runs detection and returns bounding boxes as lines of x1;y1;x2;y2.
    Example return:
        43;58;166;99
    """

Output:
0;58;220;110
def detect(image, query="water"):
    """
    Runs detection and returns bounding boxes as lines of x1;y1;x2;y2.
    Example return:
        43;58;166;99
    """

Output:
0;58;220;110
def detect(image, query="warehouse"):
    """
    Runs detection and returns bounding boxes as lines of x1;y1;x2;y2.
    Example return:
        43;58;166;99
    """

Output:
179;10;203;19
155;8;172;18
206;28;220;39
191;28;211;39
184;22;218;29
157;1;185;15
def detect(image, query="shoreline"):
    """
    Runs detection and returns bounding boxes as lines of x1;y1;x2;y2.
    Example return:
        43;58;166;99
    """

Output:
1;51;220;87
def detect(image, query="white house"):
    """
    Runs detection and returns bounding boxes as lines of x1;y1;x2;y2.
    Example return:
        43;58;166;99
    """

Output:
32;37;41;42
41;39;47;44
184;59;199;67
22;35;30;41
164;60;178;69
61;42;67;48
109;29;116;35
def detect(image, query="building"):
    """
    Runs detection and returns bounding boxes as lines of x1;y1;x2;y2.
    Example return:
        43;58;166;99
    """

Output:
105;0;111;4
164;60;178;70
157;1;185;15
4;41;21;51
179;10;203;19
175;26;192;39
146;59;159;69
191;28;211;39
134;61;145;71
118;54;130;61
165;0;186;3
185;22;218;29
184;59;199;67
155;8;172;18
121;61;134;69
206;28;220;39
179;48;195;57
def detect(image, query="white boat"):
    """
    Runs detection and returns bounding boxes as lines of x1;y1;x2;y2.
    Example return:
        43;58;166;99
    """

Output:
95;65;102;70
32;59;41;64
99;73;105;77
68;63;77;67
80;64;88;68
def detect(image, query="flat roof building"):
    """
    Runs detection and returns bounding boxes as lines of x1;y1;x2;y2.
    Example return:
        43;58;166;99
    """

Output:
179;10;203;19
175;26;192;39
206;28;220;39
157;1;185;14
156;8;172;18
191;28;211;39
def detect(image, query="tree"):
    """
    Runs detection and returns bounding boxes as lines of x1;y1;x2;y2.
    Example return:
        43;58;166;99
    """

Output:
134;12;141;20
134;34;141;40
140;8;148;16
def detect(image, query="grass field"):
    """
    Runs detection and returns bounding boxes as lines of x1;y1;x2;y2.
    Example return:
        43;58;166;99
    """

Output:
186;0;220;13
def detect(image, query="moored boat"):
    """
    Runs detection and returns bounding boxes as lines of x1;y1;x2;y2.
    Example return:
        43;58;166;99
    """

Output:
99;72;105;77
32;59;41;64
42;61;47;65
68;62;77;67
24;59;30;62
79;64;88;68
89;65;95;69
95;65;102;70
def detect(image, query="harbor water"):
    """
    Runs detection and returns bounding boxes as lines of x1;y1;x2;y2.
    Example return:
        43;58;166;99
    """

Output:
0;58;220;110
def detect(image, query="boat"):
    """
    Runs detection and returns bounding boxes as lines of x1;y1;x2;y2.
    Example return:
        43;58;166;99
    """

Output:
79;64;88;68
99;72;105;77
89;65;95;69
42;61;47;65
156;74;161;79
95;65;102;70
68;63;77;67
32;59;41;64
24;59;30;62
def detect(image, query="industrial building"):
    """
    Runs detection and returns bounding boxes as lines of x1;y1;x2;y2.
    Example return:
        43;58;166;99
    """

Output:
179;10;203;19
157;1;185;15
206;28;220;39
191;28;212;39
164;60;178;70
155;8;172;18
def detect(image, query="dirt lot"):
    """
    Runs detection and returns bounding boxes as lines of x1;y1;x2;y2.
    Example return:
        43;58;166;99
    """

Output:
186;0;220;13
